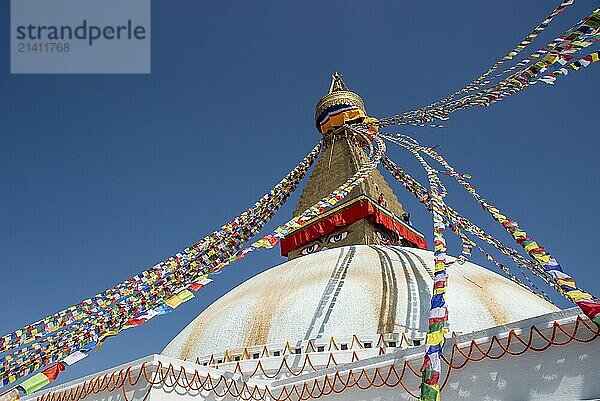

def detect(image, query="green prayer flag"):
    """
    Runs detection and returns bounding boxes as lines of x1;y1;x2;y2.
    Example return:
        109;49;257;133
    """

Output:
177;289;195;302
429;322;444;333
420;383;439;401
21;372;50;394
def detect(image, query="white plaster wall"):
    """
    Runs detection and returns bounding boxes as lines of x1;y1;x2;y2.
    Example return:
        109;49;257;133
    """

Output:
287;337;599;401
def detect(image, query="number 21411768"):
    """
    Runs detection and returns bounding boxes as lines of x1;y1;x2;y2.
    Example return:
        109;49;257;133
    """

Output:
17;43;70;53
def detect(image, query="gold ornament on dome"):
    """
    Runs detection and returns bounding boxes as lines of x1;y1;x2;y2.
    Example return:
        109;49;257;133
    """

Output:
315;72;366;131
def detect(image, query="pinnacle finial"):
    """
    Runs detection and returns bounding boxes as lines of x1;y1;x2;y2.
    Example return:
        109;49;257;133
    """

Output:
328;72;349;94
316;73;366;133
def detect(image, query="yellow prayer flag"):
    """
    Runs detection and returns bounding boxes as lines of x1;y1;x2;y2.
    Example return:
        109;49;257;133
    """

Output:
426;330;446;345
533;254;551;264
524;242;540;252
566;290;591;302
165;295;183;309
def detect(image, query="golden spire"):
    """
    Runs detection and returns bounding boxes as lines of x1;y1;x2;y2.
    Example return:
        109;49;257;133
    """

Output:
328;72;349;93
315;72;366;133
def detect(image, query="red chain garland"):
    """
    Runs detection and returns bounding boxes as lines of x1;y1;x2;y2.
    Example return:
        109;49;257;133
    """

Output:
36;316;598;401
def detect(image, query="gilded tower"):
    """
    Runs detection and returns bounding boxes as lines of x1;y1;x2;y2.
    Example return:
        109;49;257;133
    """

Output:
281;74;426;259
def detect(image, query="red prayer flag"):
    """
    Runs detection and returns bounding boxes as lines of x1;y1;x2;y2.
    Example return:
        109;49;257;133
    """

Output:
42;362;65;382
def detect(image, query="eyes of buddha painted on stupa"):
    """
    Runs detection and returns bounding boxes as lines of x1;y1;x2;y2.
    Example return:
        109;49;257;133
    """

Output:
376;231;390;244
301;243;319;255
300;230;350;255
376;229;402;246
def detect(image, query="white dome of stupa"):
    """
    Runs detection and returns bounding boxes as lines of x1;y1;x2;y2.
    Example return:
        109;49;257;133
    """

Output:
161;245;558;360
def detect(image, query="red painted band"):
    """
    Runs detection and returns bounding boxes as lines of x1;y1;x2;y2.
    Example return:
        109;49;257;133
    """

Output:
280;200;427;255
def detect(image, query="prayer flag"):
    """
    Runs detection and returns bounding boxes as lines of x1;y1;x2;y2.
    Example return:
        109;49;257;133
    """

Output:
62;351;88;366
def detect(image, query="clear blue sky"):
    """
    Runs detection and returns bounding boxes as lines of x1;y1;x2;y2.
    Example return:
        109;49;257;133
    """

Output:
1;0;598;386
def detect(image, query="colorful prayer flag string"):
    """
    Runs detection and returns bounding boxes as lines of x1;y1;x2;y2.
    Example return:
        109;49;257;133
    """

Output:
401;147;449;401
424;0;577;109
0;142;325;389
377;6;600;127
387;133;600;327
380;149;555;300
0;142;324;357
0;129;386;396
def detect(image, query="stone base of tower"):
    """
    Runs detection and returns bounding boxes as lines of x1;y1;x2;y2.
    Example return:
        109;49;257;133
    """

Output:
26;308;599;401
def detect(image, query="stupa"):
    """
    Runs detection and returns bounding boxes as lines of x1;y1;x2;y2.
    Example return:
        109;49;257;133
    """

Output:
22;75;600;401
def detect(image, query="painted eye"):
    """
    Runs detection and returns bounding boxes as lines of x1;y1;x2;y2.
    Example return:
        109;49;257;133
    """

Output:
301;244;319;255
376;232;389;242
329;231;349;243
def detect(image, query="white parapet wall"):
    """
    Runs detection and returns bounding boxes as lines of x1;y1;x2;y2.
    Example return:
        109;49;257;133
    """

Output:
24;308;600;401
